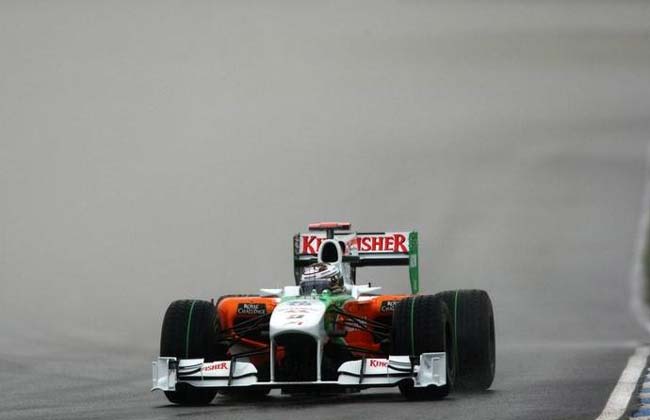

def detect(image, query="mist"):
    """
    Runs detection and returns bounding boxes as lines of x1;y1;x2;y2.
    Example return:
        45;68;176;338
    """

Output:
1;2;649;418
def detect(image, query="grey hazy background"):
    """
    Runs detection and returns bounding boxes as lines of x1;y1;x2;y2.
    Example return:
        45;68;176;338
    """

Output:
1;1;649;419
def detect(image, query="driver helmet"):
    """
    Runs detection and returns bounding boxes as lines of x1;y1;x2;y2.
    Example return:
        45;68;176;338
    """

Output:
300;262;343;295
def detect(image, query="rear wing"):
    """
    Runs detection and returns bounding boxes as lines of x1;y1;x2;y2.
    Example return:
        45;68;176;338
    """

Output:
293;229;420;294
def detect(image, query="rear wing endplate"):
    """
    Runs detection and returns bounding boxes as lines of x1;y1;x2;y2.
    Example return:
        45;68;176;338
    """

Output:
293;230;419;294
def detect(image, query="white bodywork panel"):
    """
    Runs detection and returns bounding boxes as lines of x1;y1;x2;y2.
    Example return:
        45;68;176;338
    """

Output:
261;285;383;299
269;298;326;340
152;353;446;391
337;354;446;387
152;358;259;391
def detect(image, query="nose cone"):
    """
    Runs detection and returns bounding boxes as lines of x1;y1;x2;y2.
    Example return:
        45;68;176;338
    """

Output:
270;299;326;339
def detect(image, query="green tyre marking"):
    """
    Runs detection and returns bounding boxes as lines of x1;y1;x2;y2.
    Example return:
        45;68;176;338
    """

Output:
185;300;197;358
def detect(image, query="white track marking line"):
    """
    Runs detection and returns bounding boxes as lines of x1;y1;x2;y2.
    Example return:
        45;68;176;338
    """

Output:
595;142;650;420
594;346;650;420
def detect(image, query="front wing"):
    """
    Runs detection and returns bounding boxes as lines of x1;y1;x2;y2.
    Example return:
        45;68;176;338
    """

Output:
152;353;446;392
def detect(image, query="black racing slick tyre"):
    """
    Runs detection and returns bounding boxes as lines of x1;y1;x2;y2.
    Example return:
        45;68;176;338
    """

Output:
159;300;219;405
391;295;455;400
437;290;495;391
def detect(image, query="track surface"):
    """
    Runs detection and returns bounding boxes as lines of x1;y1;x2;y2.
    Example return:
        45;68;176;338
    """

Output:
1;1;650;420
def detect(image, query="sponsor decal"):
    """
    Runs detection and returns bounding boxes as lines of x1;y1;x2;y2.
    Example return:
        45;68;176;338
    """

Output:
369;359;389;368
279;308;316;315
301;235;325;255
300;233;409;255
237;303;267;315
203;362;228;371
278;307;318;315
380;300;399;313
286;301;313;306
279;300;321;314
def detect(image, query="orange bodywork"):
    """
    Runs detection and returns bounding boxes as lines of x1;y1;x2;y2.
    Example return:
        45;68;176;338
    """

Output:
217;296;277;347
217;296;278;366
340;294;409;355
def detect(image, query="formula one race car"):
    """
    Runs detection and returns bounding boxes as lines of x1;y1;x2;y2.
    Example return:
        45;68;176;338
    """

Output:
152;222;495;404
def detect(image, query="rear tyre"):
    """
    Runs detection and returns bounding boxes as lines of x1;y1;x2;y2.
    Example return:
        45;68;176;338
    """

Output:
160;300;219;405
437;290;495;391
391;295;455;400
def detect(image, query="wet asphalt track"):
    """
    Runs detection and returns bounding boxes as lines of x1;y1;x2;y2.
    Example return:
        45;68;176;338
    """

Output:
1;1;650;419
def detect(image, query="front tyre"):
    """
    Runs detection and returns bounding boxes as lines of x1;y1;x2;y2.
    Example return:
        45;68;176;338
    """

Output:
391;295;455;400
159;299;219;405
437;290;495;391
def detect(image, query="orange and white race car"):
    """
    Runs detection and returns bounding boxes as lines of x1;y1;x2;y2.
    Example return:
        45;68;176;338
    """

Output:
152;222;495;404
